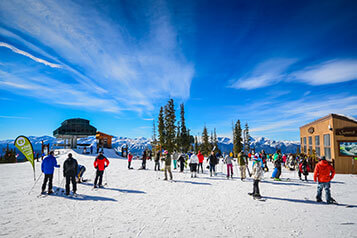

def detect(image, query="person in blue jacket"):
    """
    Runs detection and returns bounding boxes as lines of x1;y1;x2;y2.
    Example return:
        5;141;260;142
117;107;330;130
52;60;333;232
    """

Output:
77;164;86;183
41;151;60;194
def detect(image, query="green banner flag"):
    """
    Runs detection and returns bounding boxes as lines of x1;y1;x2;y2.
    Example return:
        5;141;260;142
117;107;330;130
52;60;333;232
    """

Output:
14;135;35;180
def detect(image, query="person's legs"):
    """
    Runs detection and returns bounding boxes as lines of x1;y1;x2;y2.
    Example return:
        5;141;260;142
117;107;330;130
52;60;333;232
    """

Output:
316;182;323;201
209;164;213;176
42;174;49;192
276;168;281;179
173;160;177;169
324;182;332;202
169;166;172;180
229;164;233;177
253;180;260;196
98;171;104;186
164;166;168;180
71;176;77;193
48;174;53;192
128;161;131;169
65;176;70;195
94;170;99;186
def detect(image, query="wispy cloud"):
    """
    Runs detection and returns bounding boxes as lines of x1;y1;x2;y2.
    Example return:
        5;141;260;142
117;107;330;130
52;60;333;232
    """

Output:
0;70;121;113
0;42;61;68
0;0;194;114
230;58;297;89
230;58;357;90
0;115;31;119
292;59;357;85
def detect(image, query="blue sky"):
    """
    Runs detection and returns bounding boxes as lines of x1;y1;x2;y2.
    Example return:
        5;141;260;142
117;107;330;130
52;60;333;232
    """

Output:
0;0;357;141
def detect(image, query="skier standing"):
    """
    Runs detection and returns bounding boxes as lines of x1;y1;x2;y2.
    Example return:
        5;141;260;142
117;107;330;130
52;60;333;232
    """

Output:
273;151;282;181
140;150;147;170
313;156;336;203
177;153;186;172
154;150;161;171
163;150;173;180
93;152;109;188
63;153;78;195
127;152;133;169
225;154;233;179
172;151;178;170
189;152;199;178
299;156;310;181
197;151;204;173
207;151;217;177
248;154;264;199
237;152;247;181
41;151;60;194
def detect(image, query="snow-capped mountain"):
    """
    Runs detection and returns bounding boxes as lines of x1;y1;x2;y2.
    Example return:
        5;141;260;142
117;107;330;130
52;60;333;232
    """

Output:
0;135;300;157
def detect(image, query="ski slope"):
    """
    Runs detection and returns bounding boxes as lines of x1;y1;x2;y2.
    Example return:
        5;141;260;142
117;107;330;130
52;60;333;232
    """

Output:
0;150;356;237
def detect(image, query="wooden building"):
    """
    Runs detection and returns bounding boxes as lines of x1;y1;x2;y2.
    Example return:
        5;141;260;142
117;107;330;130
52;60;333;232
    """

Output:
96;131;113;149
300;114;357;174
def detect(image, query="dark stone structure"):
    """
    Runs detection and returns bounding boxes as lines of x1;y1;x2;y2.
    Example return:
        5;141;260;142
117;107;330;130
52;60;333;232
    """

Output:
53;118;97;148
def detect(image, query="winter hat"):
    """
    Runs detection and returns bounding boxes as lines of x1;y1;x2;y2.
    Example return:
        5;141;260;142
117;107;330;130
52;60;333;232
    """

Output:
320;156;326;160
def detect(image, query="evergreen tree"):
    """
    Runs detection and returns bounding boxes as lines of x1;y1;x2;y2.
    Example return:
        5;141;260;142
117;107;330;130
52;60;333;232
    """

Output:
179;104;190;153
233;120;243;156
158;107;165;149
201;126;210;155
244;122;250;153
213;128;218;151
176;121;181;151
151;120;157;154
164;99;176;153
194;136;199;153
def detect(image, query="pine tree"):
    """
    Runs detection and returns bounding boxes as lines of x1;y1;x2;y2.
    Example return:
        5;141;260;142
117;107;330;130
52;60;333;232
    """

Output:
201;126;210;156
151;120;157;154
164;99;176;153
244;122;250;153
158;107;165;149
213;128;218;152
176;121;181;151
194;136;199;153
233;120;243;156
179;104;190;153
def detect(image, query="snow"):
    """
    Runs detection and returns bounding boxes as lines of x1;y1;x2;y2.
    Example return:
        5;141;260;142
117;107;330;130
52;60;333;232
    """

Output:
1;150;356;237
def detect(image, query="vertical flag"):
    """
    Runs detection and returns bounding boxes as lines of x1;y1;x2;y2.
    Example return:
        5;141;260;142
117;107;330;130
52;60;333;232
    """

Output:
14;136;35;180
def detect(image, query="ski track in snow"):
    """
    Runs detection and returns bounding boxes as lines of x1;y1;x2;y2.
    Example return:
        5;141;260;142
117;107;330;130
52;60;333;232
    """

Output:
0;149;356;237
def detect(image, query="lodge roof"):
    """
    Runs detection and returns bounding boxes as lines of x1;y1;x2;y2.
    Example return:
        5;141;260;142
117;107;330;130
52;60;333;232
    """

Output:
300;114;357;129
96;131;114;138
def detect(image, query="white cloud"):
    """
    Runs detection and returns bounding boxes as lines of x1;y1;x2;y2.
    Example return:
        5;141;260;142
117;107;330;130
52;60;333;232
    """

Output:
0;115;31;119
0;0;194;113
0;42;61;68
230;58;297;90
292;59;357;85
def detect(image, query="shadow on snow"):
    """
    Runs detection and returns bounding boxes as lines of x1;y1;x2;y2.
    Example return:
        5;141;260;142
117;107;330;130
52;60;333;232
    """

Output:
263;196;357;208
79;182;146;194
174;180;212;185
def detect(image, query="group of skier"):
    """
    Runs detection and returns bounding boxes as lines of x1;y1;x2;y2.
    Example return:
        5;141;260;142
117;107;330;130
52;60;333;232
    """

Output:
41;151;110;196
40;147;337;204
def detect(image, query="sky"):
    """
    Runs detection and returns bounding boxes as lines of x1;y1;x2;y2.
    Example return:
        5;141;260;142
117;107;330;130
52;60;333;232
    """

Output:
0;0;357;141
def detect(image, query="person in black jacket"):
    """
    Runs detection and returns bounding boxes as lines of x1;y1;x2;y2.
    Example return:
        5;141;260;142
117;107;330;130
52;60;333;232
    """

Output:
207;151;217;177
177;153;186;172
63;153;78;196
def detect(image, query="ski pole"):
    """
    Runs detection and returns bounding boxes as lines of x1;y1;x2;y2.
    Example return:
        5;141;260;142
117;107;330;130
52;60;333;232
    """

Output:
28;173;43;195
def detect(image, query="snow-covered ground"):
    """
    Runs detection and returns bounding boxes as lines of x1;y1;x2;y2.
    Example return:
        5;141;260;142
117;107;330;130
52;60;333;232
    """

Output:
1;149;356;238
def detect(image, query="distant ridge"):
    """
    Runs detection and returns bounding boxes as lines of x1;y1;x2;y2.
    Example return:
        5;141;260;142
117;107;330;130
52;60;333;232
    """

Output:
0;135;299;156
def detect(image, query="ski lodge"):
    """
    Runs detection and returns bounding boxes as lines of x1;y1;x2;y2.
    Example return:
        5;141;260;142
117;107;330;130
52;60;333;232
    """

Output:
96;131;113;149
300;114;357;174
53;118;97;148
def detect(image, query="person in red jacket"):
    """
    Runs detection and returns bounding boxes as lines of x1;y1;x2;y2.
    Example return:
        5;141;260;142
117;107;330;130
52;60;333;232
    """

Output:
197;151;205;173
127;152;133;169
313;156;336;204
94;152;110;188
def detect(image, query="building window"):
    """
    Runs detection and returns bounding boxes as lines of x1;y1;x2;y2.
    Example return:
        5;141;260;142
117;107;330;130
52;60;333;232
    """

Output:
308;136;312;155
323;134;331;160
303;137;306;145
315;135;320;156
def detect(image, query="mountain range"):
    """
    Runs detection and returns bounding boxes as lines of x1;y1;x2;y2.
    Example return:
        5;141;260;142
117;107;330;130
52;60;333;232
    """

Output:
0;135;299;157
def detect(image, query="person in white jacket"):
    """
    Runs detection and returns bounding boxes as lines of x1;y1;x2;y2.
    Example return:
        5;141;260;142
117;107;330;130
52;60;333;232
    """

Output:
248;154;264;199
189;153;199;178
